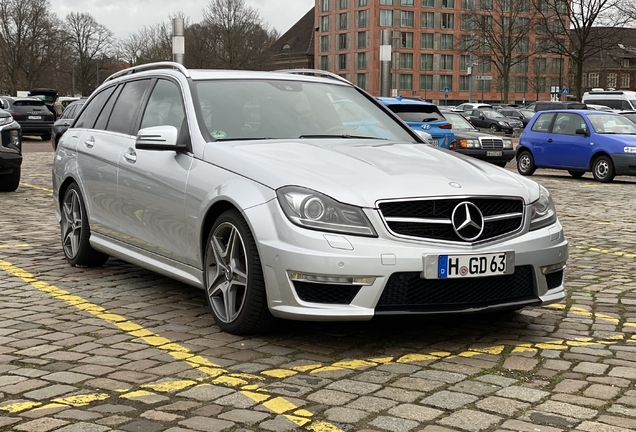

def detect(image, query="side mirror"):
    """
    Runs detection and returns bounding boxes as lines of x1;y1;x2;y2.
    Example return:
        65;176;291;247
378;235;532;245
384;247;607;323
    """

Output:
575;128;589;137
135;126;183;151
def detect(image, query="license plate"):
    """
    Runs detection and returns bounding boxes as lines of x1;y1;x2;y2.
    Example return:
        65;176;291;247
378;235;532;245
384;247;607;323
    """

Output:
422;252;514;279
28;116;41;120
486;151;502;157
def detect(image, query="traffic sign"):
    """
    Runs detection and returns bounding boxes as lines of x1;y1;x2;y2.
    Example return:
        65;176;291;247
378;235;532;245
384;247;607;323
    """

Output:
562;87;569;94
444;87;450;94
475;75;492;81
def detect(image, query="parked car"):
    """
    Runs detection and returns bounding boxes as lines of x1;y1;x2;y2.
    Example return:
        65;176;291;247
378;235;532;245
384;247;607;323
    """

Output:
464;108;524;133
59;97;82;108
0;110;23;192
52;99;86;150
378;96;456;148
582;89;636;111
499;108;535;127
453;103;493;112
441;110;515;167
517;109;636;182
52;63;568;334
28;88;61;119
527;101;587;112
0;97;54;141
618;111;636;124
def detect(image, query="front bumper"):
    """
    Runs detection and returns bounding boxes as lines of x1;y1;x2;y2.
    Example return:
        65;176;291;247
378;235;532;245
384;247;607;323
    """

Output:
245;200;568;321
0;122;22;173
610;154;636;176
456;149;516;165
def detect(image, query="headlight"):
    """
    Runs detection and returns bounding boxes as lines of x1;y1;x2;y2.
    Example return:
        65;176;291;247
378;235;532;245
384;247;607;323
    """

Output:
498;121;508;126
277;186;377;237
0;115;13;126
530;185;557;231
459;139;480;148
502;139;513;149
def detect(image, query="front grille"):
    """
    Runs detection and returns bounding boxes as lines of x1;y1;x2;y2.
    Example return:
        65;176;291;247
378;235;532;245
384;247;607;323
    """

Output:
480;138;504;149
379;198;524;243
376;265;536;312
545;270;564;290
293;282;361;304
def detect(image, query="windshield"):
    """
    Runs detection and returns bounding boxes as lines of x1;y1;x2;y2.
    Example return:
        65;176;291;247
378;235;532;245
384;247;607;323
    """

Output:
444;112;475;131
31;94;56;103
587;114;636;134
386;105;445;123
621;113;636;124
194;79;415;142
484;110;505;119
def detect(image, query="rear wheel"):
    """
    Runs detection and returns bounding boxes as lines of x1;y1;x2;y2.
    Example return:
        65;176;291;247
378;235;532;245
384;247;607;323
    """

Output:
203;209;275;334
60;183;109;267
41;133;51;141
516;150;536;176
592;155;615;183
568;170;585;178
489;124;499;132
0;167;20;192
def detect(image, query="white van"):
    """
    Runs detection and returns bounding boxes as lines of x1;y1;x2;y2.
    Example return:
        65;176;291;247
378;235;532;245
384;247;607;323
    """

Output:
582;89;636;110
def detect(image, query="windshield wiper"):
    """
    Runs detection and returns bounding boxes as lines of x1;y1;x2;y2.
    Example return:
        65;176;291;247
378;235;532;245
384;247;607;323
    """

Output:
298;134;387;140
214;137;275;142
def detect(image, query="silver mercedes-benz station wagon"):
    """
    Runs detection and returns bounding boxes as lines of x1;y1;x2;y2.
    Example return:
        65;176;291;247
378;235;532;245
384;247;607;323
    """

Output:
52;63;568;334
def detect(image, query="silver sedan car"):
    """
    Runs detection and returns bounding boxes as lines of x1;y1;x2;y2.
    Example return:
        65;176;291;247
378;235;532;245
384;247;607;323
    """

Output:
52;63;568;334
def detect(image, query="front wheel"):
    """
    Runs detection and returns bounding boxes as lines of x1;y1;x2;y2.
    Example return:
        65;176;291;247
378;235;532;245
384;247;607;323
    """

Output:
592;155;615;183
204;209;275;334
60;183;109;267
0;167;20;192
516;150;536;176
489;124;499;132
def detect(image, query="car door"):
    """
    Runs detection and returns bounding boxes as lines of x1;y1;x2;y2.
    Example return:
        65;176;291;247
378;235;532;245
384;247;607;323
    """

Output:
543;112;590;168
468;109;487;128
525;112;556;167
116;78;192;263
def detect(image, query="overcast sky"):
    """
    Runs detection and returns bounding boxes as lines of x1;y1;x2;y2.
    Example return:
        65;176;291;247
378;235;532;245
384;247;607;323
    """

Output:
49;0;315;40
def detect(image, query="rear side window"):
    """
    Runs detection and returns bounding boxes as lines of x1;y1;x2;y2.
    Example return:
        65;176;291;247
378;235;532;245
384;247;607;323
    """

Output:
107;79;151;135
531;113;555;132
75;86;117;129
388;105;445;122
94;86;122;131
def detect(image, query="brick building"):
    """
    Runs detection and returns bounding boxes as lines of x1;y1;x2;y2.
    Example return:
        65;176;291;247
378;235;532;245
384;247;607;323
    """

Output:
312;0;569;105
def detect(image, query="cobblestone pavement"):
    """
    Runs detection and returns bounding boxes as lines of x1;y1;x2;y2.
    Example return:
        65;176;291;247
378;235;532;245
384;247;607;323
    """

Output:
1;149;636;432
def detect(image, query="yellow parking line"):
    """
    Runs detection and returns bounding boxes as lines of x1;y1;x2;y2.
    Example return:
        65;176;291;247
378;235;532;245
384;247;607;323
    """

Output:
19;182;53;193
0;244;29;249
573;245;636;258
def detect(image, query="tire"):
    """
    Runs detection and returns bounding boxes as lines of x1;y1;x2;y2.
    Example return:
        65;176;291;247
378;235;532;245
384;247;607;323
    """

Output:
494;162;507;168
41;133;51;141
203;209;275;334
568;170;585;178
592;155;615;183
489;124;499;132
516;150;536;176
0;167;20;192
60;183;109;267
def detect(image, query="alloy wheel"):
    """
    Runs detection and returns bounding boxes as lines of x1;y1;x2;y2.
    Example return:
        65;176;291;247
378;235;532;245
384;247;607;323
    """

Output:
61;189;83;259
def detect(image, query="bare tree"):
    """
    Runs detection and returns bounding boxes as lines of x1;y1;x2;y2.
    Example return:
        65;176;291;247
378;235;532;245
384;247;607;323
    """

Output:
201;0;279;70
0;0;57;94
534;0;630;100
65;12;114;95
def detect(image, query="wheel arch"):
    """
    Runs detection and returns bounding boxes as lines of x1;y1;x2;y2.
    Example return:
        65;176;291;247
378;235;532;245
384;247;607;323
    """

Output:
589;151;612;171
199;200;240;263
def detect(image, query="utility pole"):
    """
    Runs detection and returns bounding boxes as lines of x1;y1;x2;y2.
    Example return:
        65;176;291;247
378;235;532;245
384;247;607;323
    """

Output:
468;32;474;103
379;29;392;97
172;18;185;65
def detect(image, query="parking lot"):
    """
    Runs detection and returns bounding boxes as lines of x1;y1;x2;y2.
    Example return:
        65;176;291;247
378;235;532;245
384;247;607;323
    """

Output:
1;139;636;432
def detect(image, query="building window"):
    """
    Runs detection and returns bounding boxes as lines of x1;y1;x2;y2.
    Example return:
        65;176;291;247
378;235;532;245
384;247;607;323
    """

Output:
441;34;453;50
622;59;630;67
338;54;348;70
421;33;434;49
536;18;548;34
534;57;547;73
621;74;630;88
519;0;530;11
588;73;599;88
338;33;349;50
421;53;434;70
380;0;394;4
442;0;455;8
501;0;510;12
550;58;562;74
420;74;433;90
338;0;349;9
516;18;530;33
516;38;529;53
357;10;368;27
357;0;368;5
400;74;413;90
338;13;349;30
401;11;414;27
320;16;330;32
439;75;452;91
401;32;414;48
460;76;470;91
421;12;434;28
356;73;367;89
356;31;368;48
481;0;493;10
478;59;492;72
320;35;330;52
478;80;492;91
461;14;473;30
460;55;470;71
320;0;330;12
514;77;528;92
380;10;393;26
356;52;367;69
319;55;329;70
440;54;453;70
582;73;587;89
461;0;474;8
460;34;472;51
441;13;454;29
422;0;434;6
400;53;414;69
607;73;617;88
401;0;414;5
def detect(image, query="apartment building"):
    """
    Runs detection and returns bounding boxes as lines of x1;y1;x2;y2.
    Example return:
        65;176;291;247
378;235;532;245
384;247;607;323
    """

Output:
314;0;569;104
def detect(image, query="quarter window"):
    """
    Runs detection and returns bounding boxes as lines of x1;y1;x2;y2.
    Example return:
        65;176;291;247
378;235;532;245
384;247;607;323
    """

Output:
140;79;187;140
107;79;152;135
531;112;555;132
74;86;117;129
94;85;123;130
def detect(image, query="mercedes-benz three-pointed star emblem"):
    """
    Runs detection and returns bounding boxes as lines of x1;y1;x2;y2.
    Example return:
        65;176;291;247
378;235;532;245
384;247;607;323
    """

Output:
451;201;484;241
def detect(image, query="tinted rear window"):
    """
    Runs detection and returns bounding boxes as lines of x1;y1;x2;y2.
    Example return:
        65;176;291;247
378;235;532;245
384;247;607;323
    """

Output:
14;100;45;107
75;86;117;129
387;105;445;122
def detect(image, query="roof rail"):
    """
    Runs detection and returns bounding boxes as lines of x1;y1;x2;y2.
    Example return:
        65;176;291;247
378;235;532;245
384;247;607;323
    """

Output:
105;62;190;83
275;69;352;85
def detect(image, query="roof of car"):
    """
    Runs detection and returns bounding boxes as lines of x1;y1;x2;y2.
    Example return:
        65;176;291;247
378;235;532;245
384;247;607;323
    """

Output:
377;96;436;106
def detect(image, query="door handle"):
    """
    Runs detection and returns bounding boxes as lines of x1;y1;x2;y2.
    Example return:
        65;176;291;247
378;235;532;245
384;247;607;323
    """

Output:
547;139;553;143
84;136;94;148
123;148;137;163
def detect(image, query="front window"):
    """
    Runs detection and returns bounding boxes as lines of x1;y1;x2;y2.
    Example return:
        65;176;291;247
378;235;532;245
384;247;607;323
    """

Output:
194;79;416;142
587;114;636;135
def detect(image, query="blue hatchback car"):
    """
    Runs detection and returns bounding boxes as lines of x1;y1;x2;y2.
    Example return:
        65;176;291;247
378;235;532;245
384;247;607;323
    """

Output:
517;110;636;182
378;97;456;149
